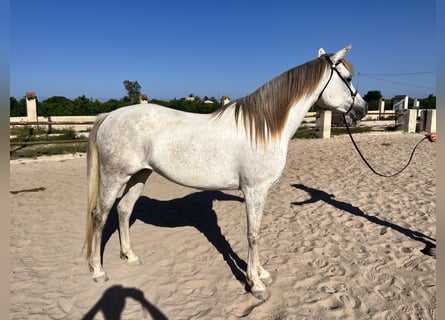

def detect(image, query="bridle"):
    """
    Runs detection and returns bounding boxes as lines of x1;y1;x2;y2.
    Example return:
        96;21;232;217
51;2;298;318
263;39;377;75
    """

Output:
317;55;428;178
317;55;358;116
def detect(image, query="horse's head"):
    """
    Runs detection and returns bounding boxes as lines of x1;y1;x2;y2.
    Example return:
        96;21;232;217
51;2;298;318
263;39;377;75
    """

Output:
316;45;367;124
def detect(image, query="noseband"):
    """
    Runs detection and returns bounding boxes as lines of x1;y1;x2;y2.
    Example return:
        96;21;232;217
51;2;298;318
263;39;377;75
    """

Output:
317;55;358;116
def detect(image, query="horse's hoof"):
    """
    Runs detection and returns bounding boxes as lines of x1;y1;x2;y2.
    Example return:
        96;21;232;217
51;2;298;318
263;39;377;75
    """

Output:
93;272;108;283
121;252;142;266
251;286;270;301
261;274;274;286
127;257;142;266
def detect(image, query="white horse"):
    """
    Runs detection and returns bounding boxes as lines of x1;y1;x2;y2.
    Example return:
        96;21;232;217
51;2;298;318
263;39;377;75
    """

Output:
85;45;367;300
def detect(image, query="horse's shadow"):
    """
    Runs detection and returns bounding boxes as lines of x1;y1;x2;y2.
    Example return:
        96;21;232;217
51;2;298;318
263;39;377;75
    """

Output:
102;190;248;288
81;285;167;320
291;184;436;256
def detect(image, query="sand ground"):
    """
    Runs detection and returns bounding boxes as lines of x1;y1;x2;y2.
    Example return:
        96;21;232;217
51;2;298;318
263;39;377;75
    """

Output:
10;132;436;319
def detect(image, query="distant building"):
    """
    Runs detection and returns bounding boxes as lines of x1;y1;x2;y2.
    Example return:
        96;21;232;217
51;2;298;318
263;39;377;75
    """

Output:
140;94;149;104
221;96;230;105
392;95;409;111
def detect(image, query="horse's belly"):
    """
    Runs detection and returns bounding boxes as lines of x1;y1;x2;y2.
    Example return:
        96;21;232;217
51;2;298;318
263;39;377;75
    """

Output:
148;145;241;190
152;163;240;190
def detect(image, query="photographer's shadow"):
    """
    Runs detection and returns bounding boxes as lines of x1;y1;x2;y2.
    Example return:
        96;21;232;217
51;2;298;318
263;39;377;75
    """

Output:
291;184;436;256
102;190;248;288
82;285;167;320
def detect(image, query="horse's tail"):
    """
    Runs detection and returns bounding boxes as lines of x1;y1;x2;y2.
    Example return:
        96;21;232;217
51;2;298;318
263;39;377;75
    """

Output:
84;113;108;260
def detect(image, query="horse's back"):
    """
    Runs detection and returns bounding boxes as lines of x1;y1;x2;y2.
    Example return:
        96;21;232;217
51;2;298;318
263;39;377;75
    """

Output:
94;104;244;188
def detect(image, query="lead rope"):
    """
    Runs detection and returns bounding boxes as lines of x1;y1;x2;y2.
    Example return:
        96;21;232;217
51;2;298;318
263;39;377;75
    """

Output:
342;114;428;177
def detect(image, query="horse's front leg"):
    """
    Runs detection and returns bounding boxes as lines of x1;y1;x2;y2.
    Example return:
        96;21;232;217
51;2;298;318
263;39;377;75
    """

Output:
243;186;273;300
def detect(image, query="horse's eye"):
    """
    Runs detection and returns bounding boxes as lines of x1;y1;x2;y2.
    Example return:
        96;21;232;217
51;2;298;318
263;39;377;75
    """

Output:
346;77;352;83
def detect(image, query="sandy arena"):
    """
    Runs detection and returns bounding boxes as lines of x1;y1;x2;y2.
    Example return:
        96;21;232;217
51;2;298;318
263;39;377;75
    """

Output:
10;132;436;319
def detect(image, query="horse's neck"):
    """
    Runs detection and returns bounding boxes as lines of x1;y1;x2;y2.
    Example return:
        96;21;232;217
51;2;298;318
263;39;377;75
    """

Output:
281;94;319;143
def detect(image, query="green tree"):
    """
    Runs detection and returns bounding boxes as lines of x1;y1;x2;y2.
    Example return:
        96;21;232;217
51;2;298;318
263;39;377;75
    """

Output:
99;99;125;113
10;97;27;117
363;90;383;110
363;90;382;102
70;95;89;115
39;96;73;116
419;94;436;109
123;80;141;103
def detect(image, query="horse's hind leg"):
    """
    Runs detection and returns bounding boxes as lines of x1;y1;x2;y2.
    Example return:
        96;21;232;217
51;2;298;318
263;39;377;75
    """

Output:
90;180;123;282
117;169;152;265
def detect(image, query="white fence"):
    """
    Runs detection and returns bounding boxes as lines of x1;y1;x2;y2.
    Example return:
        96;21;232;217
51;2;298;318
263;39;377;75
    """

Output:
10;108;435;140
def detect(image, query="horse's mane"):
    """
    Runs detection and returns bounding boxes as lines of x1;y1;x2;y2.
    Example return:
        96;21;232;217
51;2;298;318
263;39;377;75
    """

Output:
213;54;353;146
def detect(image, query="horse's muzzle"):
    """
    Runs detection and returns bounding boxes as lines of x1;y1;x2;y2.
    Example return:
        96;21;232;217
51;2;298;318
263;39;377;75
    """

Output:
346;102;367;125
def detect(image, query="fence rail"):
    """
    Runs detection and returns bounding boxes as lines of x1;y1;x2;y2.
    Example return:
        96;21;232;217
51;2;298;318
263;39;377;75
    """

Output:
9;109;434;148
9;110;393;129
10;139;88;147
10;121;95;126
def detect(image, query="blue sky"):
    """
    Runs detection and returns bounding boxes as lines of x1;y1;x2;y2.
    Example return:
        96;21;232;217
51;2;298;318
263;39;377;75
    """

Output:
10;0;436;101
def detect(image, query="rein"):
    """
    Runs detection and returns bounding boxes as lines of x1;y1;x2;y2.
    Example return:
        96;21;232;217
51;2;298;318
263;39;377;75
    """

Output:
318;54;428;177
342;114;428;177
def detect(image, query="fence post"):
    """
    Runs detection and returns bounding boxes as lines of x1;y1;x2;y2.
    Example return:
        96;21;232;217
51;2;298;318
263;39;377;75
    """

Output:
26;92;37;123
425;109;436;133
418;110;426;131
378;97;385;119
399;109;417;133
316;110;331;139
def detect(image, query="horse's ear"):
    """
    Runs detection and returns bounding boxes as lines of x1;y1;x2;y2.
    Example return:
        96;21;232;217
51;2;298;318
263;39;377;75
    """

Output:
318;48;326;57
330;45;352;64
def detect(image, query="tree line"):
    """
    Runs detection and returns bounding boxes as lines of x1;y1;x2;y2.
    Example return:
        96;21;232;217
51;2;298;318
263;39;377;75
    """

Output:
9;94;223;117
10;80;436;117
10;80;223;117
